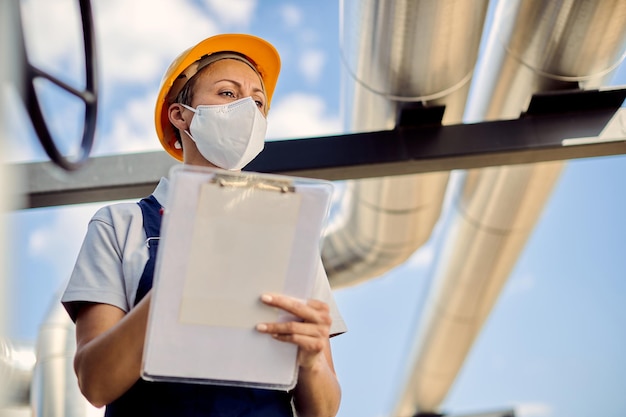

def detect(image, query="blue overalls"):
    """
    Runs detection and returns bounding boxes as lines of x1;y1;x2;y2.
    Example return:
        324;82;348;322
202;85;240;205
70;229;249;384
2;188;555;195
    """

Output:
104;195;294;417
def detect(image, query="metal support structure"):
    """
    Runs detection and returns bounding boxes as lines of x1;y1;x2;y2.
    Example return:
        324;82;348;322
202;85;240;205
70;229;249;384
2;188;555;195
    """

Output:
409;408;515;417
447;410;515;417
247;88;626;178
19;88;626;209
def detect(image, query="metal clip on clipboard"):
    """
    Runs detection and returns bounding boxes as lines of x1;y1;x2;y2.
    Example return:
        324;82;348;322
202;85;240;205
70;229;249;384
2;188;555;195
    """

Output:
210;172;296;193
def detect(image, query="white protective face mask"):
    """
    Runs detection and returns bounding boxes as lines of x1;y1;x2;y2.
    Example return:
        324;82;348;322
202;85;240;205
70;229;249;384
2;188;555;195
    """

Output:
181;97;267;170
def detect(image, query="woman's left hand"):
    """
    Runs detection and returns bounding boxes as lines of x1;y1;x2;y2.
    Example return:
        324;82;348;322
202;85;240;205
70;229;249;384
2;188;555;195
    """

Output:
256;293;332;369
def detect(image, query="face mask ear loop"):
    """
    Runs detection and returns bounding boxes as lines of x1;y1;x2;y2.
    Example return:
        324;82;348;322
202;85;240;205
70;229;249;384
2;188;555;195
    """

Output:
179;103;196;143
183;130;195;142
179;103;196;113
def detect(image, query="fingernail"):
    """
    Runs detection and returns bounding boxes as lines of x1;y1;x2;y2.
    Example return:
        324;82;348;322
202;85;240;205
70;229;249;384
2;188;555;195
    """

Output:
261;294;273;303
256;323;268;332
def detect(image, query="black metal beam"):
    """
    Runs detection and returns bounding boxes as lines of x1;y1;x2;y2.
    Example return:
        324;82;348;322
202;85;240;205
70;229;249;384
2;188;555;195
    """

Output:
247;88;626;179
22;151;176;209
18;88;626;209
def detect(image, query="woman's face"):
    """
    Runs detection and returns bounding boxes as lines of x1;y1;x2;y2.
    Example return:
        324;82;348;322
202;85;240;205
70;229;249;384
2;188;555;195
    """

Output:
174;59;266;167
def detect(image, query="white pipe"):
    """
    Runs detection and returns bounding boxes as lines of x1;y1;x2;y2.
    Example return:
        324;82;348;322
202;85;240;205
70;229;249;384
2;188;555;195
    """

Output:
31;297;102;417
0;339;36;411
328;0;490;288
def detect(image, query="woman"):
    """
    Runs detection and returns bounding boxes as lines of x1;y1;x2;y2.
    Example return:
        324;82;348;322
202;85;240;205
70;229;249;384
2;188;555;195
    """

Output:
61;34;346;417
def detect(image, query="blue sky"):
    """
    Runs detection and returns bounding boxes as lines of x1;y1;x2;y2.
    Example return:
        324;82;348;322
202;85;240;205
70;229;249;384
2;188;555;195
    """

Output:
3;1;626;417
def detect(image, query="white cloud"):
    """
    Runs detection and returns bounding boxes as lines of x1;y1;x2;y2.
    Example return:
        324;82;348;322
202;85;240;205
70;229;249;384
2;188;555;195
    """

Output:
299;49;326;84
20;0;212;86
2;85;45;163
203;0;256;27
16;0;224;159
97;92;162;156
266;93;341;140
280;4;302;28
515;402;554;417
27;205;100;276
92;0;220;86
3;80;89;164
20;0;84;82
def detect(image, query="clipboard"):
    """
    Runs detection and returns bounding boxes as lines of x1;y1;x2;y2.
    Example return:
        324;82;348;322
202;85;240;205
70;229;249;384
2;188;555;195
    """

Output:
141;165;334;390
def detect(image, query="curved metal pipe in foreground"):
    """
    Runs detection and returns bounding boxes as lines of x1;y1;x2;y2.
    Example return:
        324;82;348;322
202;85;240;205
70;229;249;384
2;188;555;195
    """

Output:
323;172;449;287
30;298;101;417
392;0;626;414
393;162;563;415
0;338;36;411
326;0;489;288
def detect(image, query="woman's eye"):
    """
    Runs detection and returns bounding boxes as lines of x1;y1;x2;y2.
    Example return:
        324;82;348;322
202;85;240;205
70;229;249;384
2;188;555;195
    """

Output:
220;91;235;98
255;100;264;109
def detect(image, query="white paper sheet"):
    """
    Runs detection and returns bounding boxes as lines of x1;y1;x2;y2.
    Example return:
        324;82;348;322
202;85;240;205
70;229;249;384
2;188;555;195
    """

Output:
179;183;301;328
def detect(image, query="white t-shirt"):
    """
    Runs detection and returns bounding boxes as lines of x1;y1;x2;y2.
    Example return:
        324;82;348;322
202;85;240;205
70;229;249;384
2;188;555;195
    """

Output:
61;178;347;336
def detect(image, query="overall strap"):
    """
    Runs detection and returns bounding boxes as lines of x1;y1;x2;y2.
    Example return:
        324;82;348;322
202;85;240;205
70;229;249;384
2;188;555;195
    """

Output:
135;195;162;306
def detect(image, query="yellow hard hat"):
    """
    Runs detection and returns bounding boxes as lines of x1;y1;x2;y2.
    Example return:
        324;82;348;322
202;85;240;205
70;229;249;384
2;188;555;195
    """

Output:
154;34;281;161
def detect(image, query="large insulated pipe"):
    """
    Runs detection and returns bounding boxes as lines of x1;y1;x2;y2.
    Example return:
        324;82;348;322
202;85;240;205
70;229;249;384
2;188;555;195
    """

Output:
392;0;626;415
30;297;101;417
0;339;36;413
327;0;489;288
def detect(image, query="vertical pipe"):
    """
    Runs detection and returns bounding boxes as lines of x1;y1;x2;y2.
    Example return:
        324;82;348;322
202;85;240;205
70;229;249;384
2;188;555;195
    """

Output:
0;0;27;413
31;300;101;417
328;0;489;288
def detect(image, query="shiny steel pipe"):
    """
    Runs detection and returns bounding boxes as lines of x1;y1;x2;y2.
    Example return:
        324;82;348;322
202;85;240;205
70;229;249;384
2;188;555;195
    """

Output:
341;0;489;125
327;0;489;288
0;339;36;409
31;298;101;417
470;0;626;122
393;0;626;414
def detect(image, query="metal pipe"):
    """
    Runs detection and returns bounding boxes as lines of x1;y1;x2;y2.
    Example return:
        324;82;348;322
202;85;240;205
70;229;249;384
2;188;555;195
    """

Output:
327;0;489;288
0;339;36;410
31;298;101;417
392;0;626;414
